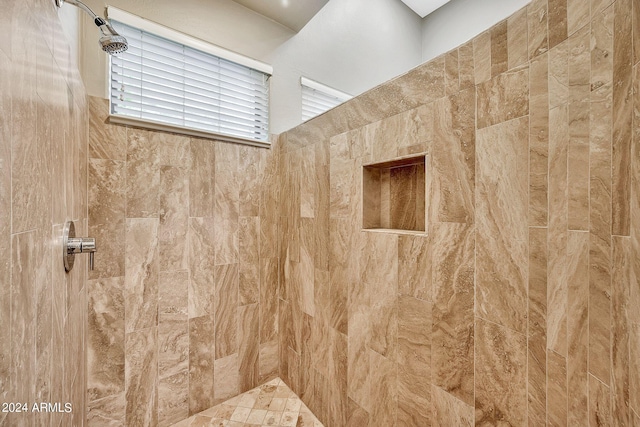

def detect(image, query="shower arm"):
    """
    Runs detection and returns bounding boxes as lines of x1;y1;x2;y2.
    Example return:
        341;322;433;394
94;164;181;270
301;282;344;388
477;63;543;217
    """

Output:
55;0;119;37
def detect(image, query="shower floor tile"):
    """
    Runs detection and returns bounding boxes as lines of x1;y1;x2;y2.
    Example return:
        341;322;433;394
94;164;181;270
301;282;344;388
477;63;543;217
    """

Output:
170;378;324;427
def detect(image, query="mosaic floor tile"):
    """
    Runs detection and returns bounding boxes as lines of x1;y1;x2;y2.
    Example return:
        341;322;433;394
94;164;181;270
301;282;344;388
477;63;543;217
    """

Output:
171;378;323;427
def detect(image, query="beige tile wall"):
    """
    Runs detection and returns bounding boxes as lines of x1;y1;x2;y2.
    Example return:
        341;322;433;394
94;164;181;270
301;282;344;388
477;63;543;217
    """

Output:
1;0;89;426
86;97;280;426
278;0;640;425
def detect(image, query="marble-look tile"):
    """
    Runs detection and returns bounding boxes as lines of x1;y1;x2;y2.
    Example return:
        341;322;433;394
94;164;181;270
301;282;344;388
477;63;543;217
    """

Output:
125;218;159;333
431;88;475;223
529;52;549;226
188;315;214;415
591;6;614;93
365;106;431;164
215;263;239;359
11;48;41;234
87;393;126;427
547;350;568;425
189;138;215;217
259;340;279;385
260;257;279;343
215;143;240;262
346;398;369;427
298;219;315;318
159;166;189;271
159;270;188;319
87;277;125;402
238;304;259;392
313;156;330;272
528;0;549;59
567;231;589;425
126;129;159;218
239;216;260;306
329;218;355;335
476;66;529;129
397;234;431;300
397;295;431;426
612;236;631;426
239;146;262;217
474;31;492;85
188;217;215;318
89;96;126;160
88;158;126;279
474;319;527;426
10;231;37;410
568;0;591;36
612;0;634;236
567;26;590;232
214;216;239;266
327;329;347;427
158;317;189;379
589;228;612;388
491;20;508;77
361;232;397;359
156;132;191;168
528;228;547;425
458;41;475;90
631;323;640;418
547;104;569;356
589;374;612;425
431;223;474;406
299;144;316;218
0;49;9;420
508;7;528;70
125;327;158;427
549;0;568;49
347;268;371;412
632;63;640;329
476;116;529;333
431;386;473;427
368;350;396;427
159;371;189;427
445;50;459;95
549;40;570;109
215;354;240;404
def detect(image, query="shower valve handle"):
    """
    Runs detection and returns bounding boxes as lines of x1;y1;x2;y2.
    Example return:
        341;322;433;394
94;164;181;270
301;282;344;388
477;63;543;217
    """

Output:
62;221;97;272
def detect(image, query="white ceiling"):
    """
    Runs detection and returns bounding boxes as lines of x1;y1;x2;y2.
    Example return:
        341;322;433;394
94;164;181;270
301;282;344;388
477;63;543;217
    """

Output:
231;0;452;33
231;0;330;32
399;0;452;17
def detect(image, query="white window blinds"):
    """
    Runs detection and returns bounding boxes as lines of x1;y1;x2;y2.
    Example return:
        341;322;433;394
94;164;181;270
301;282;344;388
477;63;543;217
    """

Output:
109;20;270;143
301;77;351;122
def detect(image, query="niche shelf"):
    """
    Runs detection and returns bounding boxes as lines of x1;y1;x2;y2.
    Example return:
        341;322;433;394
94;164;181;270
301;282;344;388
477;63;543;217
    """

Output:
362;154;427;234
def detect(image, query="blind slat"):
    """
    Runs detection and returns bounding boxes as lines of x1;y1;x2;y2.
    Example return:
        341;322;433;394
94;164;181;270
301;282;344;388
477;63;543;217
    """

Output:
301;84;348;122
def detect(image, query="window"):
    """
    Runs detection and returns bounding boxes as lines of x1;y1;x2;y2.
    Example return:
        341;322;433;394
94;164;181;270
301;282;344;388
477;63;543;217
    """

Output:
107;7;271;144
301;77;352;122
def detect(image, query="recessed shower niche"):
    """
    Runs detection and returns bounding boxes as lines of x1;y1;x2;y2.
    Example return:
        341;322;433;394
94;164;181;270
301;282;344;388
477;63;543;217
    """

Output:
362;154;427;233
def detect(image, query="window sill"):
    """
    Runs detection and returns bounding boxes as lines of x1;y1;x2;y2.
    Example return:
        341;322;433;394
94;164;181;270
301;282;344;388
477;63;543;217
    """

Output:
108;114;272;149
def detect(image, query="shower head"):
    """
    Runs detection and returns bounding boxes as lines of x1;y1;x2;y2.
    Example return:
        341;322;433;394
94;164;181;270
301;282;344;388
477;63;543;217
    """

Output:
99;34;128;54
55;0;128;55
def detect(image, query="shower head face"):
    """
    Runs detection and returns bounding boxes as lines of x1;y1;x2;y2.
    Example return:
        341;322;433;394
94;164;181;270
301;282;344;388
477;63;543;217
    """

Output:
99;34;128;54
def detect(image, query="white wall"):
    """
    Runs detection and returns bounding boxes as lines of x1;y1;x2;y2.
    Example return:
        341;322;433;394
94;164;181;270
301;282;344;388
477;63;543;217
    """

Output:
267;0;423;133
421;0;531;62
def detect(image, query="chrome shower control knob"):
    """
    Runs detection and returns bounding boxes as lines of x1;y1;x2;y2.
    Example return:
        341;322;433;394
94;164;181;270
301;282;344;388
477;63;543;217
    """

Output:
62;221;98;272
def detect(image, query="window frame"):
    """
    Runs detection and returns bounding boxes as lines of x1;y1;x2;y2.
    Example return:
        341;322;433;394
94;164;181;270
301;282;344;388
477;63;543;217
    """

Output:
106;6;273;148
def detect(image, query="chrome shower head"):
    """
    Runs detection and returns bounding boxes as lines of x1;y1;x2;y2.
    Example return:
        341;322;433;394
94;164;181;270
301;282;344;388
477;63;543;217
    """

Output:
99;34;128;54
56;0;128;55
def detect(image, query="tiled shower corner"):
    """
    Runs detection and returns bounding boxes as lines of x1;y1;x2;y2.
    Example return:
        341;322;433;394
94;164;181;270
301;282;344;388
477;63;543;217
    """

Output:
171;378;323;427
